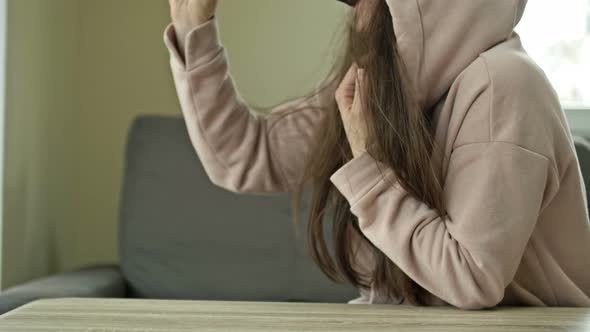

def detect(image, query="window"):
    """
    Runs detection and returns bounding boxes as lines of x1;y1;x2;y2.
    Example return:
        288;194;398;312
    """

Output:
517;0;590;110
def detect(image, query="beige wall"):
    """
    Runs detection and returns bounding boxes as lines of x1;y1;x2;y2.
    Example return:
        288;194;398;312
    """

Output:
2;0;80;288
2;0;349;287
216;0;349;104
65;0;181;271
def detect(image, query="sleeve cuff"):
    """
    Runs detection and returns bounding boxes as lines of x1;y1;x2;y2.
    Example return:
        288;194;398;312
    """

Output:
163;18;222;70
330;152;391;206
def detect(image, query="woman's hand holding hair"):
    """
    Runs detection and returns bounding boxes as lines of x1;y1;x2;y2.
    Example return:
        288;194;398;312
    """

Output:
168;0;219;52
335;64;369;159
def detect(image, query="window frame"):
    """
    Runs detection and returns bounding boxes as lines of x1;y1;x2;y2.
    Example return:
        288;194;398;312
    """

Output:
566;109;590;137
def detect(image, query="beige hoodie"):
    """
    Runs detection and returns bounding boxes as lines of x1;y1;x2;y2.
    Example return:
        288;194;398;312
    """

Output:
164;0;590;309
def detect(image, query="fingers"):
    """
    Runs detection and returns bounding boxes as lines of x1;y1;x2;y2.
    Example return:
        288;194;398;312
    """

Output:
354;69;361;100
342;63;358;86
169;0;186;10
347;68;364;134
169;0;217;26
335;63;358;112
352;68;365;111
169;0;185;20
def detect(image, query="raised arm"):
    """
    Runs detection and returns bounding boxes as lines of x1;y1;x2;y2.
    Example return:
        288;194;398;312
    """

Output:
165;0;334;194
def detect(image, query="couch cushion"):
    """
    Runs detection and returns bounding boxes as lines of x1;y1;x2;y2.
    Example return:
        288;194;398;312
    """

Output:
119;116;357;302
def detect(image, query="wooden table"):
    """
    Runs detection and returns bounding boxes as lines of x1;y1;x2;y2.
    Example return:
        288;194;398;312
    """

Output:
0;298;589;331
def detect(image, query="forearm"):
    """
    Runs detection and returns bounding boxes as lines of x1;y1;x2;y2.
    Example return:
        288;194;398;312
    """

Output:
330;143;552;309
164;20;330;194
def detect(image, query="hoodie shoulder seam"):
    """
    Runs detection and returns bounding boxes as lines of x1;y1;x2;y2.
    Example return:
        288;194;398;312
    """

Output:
470;54;561;179
478;55;494;142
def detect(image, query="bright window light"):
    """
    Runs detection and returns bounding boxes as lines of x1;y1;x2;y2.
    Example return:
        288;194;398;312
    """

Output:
517;0;590;109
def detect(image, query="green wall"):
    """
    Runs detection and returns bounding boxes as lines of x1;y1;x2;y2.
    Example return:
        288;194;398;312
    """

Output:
2;0;348;288
2;0;80;288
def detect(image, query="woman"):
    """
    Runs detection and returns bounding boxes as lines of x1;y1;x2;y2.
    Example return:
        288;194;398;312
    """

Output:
164;0;590;309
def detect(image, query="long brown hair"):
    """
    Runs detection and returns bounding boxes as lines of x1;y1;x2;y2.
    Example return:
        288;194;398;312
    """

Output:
297;0;446;305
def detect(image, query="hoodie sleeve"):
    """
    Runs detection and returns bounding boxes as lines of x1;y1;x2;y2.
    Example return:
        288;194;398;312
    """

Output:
330;141;555;309
164;19;331;194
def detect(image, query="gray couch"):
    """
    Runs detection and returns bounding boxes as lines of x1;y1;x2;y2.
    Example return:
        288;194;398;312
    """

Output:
2;116;590;315
0;116;358;315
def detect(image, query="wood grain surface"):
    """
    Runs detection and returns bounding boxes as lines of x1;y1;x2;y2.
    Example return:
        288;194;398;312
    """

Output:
0;298;589;331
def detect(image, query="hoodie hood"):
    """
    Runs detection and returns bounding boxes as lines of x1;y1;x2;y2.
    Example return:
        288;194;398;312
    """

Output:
385;0;528;110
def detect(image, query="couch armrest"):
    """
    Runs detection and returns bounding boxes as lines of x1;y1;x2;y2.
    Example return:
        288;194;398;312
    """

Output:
0;264;126;315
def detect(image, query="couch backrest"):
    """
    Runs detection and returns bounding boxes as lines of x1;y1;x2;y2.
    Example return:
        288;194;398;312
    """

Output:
574;136;590;215
119;116;590;303
118;116;357;302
